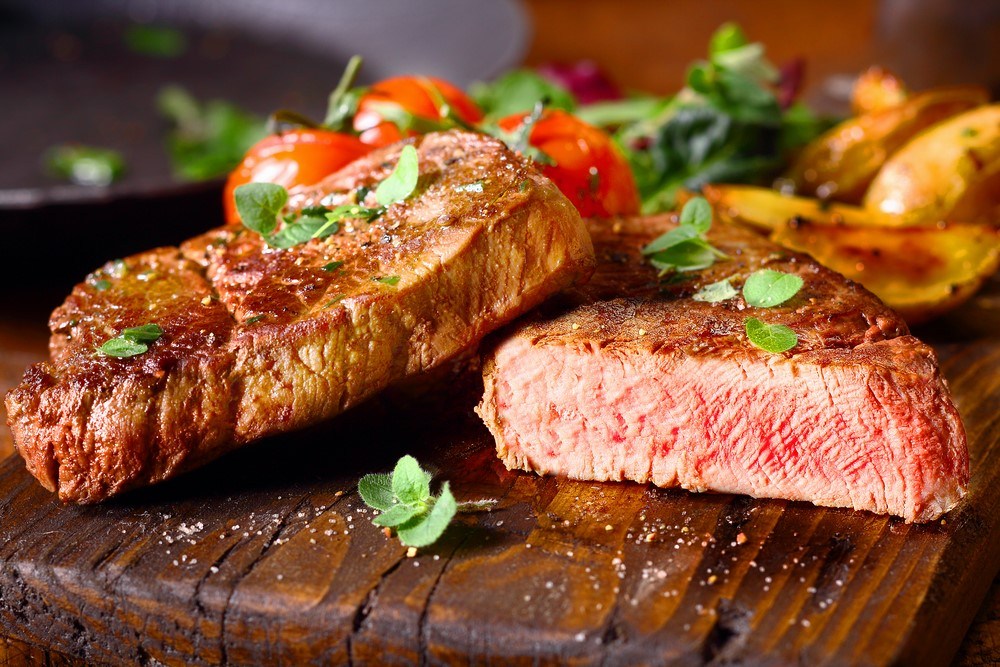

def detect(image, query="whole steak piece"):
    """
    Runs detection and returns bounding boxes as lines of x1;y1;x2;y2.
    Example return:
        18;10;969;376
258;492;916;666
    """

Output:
478;215;967;523
7;131;595;503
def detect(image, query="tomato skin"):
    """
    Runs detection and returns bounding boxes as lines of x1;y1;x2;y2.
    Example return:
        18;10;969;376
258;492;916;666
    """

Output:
224;130;371;224
354;76;484;147
499;110;640;218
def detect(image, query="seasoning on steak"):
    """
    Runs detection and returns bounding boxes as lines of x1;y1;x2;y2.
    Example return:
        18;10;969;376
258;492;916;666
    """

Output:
477;215;967;523
6;131;595;503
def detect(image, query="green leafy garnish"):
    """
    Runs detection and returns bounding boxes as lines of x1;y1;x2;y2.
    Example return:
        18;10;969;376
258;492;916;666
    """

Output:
323;55;365;131
692;278;738;303
375;145;420;206
745;317;797;353
358;455;456;548
642;196;726;273
322;261;344;272
92;279;112;291
120;324;165;342
124;25;186;58
470;69;576;119
482;103;554;165
158;86;266;181
375;276;401;286
742;269;804;308
244;315;265;325
234;183;288;236
581;23;827;213
97;323;163;358
46;145;125;187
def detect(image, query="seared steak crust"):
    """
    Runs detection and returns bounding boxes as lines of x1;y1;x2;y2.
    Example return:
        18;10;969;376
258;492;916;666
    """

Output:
7;131;595;503
478;216;967;522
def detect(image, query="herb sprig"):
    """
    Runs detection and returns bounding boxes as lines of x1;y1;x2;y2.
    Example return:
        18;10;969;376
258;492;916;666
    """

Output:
233;144;420;249
359;455;494;548
46;145;125;187
97;323;164;358
642;196;726;273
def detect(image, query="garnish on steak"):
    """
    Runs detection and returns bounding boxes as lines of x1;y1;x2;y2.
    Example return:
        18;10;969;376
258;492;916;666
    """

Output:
5;131;595;503
477;215;968;523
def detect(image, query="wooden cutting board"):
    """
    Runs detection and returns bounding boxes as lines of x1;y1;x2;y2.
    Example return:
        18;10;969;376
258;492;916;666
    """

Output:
0;296;999;666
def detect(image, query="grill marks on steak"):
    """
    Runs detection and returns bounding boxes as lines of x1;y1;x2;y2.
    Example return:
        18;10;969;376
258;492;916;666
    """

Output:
7;131;595;503
477;216;968;522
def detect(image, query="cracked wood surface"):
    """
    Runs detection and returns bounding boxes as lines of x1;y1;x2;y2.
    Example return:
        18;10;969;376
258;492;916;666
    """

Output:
1;286;1000;666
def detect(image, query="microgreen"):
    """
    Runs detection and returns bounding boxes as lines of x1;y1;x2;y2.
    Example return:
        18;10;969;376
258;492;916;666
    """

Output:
745;317;797;354
235;145;419;249
482;103;554;165
742;269;803;308
46;145;125;187
124;25;186;58
323;55;365;131
469;69;576;119
375;276;401;286
97;323;163;358
692;278;738;303
92;279;112;291
358;455;471;548
375;145;420;207
158;86;265;181
234;183;287;236
322;261;344;272
642;196;726;273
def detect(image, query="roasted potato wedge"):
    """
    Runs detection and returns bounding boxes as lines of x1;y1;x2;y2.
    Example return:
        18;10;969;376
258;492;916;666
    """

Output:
770;220;1000;324
703;184;898;230
864;104;1000;225
785;86;987;203
851;66;909;115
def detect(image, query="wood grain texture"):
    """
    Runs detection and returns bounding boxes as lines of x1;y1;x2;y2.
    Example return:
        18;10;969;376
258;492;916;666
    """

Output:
0;332;998;666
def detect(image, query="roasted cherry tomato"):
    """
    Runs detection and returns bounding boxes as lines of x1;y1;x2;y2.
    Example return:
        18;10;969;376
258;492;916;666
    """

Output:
223;129;372;224
499;110;640;218
353;76;484;147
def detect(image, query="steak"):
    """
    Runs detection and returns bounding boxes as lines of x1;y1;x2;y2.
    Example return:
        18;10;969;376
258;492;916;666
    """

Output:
6;131;595;503
477;215;968;522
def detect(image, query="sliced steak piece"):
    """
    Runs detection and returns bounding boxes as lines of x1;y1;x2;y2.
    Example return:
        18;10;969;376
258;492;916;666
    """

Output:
477;215;967;523
6;131;595;503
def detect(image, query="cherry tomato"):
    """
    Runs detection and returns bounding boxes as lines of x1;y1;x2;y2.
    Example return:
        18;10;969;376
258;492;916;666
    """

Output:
223;129;372;224
354;76;484;147
499;110;640;218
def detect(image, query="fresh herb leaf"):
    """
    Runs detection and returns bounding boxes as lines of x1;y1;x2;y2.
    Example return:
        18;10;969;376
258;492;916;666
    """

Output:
679;196;712;233
359;456;494;549
742;269;803;308
648;240;717;272
481;103;554;165
692;278;738;303
375;276;401;286
323;55;365;130
46;145;125;187
375;145;420;207
234;183;288;236
323;294;346;309
391;455;431;505
97;322;164;358
397;482;457;548
158;86;265;181
372;503;423;528
124;25;186;58
709;22;748;56
470;69;576;119
745;317;797;353
98;337;149;358
245;315;265;325
358;473;395;511
120;323;164;342
92;279;112;291
643;196;726;273
322;261;344;272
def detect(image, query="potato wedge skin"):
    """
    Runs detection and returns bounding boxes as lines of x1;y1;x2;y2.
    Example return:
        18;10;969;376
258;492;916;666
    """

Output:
786;86;987;204
864;104;1000;225
852;66;909;115
771;220;1000;324
703;184;897;230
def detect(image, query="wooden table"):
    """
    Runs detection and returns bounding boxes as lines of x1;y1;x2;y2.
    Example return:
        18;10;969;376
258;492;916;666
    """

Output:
3;2;1000;663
